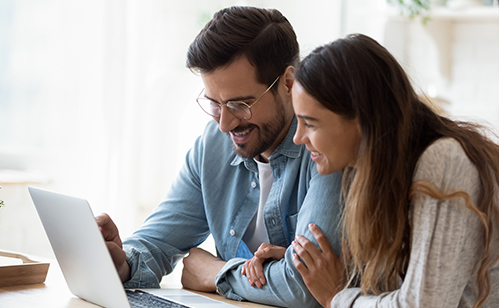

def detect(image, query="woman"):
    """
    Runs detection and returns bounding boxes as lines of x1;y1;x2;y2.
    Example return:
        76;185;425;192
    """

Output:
242;34;499;307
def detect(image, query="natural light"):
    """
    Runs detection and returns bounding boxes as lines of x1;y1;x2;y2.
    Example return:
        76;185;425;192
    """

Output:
1;0;498;271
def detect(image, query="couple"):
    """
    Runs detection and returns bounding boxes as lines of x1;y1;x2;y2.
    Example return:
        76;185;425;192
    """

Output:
97;6;499;308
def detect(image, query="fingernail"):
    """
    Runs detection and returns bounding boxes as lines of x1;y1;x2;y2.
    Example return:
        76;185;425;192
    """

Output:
260;278;265;285
308;223;315;229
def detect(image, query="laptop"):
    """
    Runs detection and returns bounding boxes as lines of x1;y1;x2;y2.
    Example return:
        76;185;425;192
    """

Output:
28;186;239;308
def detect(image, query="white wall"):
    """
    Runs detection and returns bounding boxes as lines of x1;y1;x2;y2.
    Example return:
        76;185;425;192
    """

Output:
2;0;498;272
345;2;499;135
0;0;344;260
387;12;499;133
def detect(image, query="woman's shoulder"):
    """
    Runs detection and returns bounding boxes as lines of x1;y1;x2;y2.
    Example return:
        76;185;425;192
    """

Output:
420;137;465;159
414;138;480;192
417;137;472;169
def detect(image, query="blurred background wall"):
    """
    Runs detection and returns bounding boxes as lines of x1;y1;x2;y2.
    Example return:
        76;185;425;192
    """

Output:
0;1;498;269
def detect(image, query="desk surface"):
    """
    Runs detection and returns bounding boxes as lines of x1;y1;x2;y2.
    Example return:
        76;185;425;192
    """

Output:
0;259;275;308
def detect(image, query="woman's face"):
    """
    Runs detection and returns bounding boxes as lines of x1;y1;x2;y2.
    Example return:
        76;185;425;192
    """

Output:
292;81;361;175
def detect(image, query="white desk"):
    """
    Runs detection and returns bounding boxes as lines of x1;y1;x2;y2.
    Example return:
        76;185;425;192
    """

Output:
0;258;276;308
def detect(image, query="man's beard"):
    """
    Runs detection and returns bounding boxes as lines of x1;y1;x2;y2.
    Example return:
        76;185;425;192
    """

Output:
231;100;287;159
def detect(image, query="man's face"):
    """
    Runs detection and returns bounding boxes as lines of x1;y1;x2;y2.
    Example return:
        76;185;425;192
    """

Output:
201;57;293;161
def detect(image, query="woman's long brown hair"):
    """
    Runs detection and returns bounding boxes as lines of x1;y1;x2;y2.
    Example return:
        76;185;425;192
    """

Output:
295;33;499;307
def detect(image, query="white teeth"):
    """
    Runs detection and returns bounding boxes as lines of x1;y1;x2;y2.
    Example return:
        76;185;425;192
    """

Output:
311;151;321;156
233;128;252;136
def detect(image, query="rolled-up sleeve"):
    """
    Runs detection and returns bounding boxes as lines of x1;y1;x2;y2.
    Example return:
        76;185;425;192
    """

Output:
215;170;344;307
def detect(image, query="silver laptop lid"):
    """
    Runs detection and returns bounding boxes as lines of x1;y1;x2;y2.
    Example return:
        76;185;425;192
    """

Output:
29;186;131;308
29;187;240;308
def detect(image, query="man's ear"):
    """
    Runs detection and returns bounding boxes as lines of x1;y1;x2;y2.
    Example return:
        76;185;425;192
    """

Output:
282;66;295;95
279;66;296;119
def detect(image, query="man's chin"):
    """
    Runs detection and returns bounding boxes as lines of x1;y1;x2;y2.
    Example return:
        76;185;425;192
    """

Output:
228;127;274;159
232;143;254;159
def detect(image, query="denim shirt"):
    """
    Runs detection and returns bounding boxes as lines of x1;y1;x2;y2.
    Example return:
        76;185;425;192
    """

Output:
122;118;343;307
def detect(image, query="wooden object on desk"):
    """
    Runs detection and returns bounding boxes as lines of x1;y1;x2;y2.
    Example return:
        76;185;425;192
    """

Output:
0;251;50;287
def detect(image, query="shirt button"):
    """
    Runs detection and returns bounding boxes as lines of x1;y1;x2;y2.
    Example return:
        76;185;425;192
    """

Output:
251;181;257;188
271;218;276;226
230;229;235;236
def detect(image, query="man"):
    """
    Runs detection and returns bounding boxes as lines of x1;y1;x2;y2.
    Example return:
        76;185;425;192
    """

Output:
97;6;342;307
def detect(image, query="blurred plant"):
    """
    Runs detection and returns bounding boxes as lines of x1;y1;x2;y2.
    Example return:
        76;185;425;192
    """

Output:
387;0;431;18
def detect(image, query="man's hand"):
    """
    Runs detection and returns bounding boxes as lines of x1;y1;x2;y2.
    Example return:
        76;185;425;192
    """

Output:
241;243;286;288
95;213;130;282
181;247;226;292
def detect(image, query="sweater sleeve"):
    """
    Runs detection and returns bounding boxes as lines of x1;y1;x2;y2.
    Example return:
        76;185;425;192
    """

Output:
331;138;485;308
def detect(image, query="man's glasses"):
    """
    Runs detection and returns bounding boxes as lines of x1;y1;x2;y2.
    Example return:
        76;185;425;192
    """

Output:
196;76;280;120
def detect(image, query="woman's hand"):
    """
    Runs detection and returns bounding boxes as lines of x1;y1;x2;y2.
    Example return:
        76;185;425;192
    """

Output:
241;243;287;288
292;223;345;308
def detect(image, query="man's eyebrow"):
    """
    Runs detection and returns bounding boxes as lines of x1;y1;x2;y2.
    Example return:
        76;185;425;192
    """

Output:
297;114;319;121
204;94;256;104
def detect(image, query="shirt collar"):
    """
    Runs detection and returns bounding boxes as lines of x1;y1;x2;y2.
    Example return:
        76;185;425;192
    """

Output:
230;117;301;167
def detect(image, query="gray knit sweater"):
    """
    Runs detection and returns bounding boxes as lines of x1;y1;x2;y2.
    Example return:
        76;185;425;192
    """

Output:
331;138;499;308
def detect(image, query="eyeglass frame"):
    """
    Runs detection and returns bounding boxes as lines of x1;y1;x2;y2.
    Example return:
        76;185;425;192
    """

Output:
196;76;280;120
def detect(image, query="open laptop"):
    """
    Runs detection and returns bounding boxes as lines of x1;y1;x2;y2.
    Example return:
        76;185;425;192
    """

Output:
28;186;239;308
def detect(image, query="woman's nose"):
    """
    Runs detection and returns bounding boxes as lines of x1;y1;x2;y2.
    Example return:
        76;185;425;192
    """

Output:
293;125;306;145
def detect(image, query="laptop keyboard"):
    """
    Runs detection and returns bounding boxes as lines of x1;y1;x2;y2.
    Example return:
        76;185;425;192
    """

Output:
126;289;191;308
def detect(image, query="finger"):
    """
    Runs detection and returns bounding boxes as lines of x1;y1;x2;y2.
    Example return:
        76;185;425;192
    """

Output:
295;234;321;259
248;260;264;288
241;260;248;276
309;223;333;254
292;253;308;275
292;239;314;268
248;266;260;288
253;258;266;287
95;213;113;231
243;258;255;286
95;213;108;225
96;213;122;246
244;257;266;288
247;259;258;287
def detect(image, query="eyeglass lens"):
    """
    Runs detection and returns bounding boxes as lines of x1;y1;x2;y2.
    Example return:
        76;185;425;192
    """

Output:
197;94;252;120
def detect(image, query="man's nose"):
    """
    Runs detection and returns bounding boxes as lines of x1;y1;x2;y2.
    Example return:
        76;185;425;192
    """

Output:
218;105;240;133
